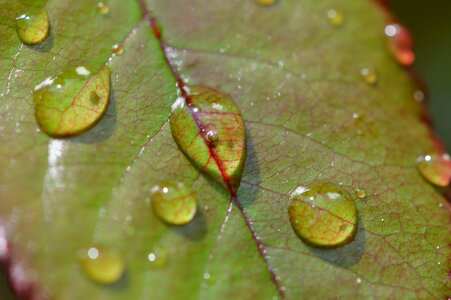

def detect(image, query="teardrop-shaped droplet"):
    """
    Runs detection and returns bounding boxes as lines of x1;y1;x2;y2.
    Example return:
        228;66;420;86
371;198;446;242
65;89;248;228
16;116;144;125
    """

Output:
384;23;415;66
112;44;124;56
147;246;169;269
34;66;111;137
15;9;50;46
79;245;124;285
354;188;366;199
288;182;358;248
361;68;377;85
150;181;197;225
327;9;344;27
170;86;246;194
97;2;109;15
416;154;451;187
255;0;277;6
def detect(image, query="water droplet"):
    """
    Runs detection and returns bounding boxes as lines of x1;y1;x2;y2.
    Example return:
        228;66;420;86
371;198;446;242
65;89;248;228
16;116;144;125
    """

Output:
15;9;50;46
288;182;358;248
150;181;197;225
355;188;366;199
356;277;362;284
327;9;344;27
97;2;109;15
384;23;415;66
112;44;124;56
34;66;111;137
414;90;425;102
203;272;217;285
416;154;451;187
79;245;124;285
256;0;277;6
170;86;246;194
147;246;169;269
361;68;377;85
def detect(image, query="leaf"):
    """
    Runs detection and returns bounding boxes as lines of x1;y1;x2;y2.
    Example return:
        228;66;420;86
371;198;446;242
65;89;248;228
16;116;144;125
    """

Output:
0;0;449;299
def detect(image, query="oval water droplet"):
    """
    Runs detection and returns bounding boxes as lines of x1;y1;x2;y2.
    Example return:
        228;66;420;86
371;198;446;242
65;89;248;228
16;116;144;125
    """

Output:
288;182;358;248
79;245;124;285
361;68;377;85
150;181;197;225
147;246;169;269
34;66;111;137
15;9;50;46
416;154;451;187
354;188;366;199
384;23;415;66
255;0;277;6
170;86;246;194
327;9;344;27
112;44;124;56
97;2;109;15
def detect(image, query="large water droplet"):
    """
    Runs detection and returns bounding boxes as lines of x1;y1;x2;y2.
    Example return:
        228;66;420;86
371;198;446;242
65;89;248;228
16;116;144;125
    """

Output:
327;9;344;27
34;66;111;137
15;9;50;46
360;68;377;85
147;246;169;269
288;182;358;248
416;154;451;187
170;86;246;194
150;181;197;225
79;245;124;285
384;23;415;66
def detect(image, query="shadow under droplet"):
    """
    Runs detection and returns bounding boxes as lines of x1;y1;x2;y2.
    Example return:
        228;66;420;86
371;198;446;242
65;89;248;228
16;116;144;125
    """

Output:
307;216;366;268
70;88;117;144
29;29;54;53
170;208;207;241
104;269;128;292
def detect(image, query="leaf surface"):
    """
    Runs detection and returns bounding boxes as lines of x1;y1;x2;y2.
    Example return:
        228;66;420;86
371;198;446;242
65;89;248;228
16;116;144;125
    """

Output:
0;0;449;299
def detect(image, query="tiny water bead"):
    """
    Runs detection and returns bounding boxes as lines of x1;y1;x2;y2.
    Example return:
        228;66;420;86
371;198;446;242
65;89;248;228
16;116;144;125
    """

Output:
205;130;219;147
147;246;169;269
150;181;197;225
34;66;111;137
255;0;277;6
112;44;124;56
360;68;377;85
97;2;109;15
416;154;451;187
384;23;415;66
327;9;344;27
354;188;366;199
79;245;124;285
15;9;50;46
288;182;358;248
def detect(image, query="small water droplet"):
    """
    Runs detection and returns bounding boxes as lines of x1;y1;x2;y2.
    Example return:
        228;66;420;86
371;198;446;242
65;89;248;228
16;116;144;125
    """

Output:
15;9;50;46
79;245;124;285
356;277;362;284
361;68;377;85
414;90;425;102
150;181;197;225
355;188;366;199
255;0;277;6
147;246;169;269
384;23;415;66
203;272;217;285
327;9;344;27
112;44;124;56
97;2;109;15
288;182;358;248
205;130;219;147
416;154;451;187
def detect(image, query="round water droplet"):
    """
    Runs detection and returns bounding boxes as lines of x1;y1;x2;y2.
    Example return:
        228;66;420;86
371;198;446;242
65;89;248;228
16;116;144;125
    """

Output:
150;181;197;225
255;0;277;6
34;66;111;137
147;246;169;269
97;2;109;15
327;9;344;27
416;154;451;187
361;68;377;85
413;90;425;102
15;9;50;46
205;130;219;147
384;23;415;66
288;182;358;248
79;245;124;285
112;44;124;56
355;188;366;199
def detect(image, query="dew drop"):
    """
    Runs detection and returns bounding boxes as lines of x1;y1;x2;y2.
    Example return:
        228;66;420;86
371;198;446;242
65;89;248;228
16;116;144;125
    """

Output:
205;130;219;148
414;90;425;102
79;245;124;285
354;188;366;199
361;68;377;85
150;181;197;225
255;0;277;6
288;182;358;248
15;9;50;46
327;9;344;27
147;246;169;269
33;66;111;137
97;2;109;15
384;23;415;66
416;154;451;187
112;44;124;56
356;277;362;284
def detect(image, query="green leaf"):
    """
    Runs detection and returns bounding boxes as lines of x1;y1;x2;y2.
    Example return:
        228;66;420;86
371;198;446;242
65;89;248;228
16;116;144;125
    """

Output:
0;0;449;299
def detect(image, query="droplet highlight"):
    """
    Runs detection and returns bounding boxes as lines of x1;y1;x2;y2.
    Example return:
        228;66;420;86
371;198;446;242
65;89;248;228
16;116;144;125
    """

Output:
384;23;415;66
361;68;377;85
79;245;124;285
288;182;358;248
34;66;111;137
150;181;197;225
15;9;50;46
112;44;124;56
416;154;451;187
327;9;344;27
97;2;109;15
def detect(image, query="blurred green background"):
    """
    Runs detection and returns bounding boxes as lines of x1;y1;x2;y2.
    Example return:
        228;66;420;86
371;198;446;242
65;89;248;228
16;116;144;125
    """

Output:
1;1;450;299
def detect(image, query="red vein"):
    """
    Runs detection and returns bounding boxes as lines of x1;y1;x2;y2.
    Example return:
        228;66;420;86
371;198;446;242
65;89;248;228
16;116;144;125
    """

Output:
135;1;286;298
